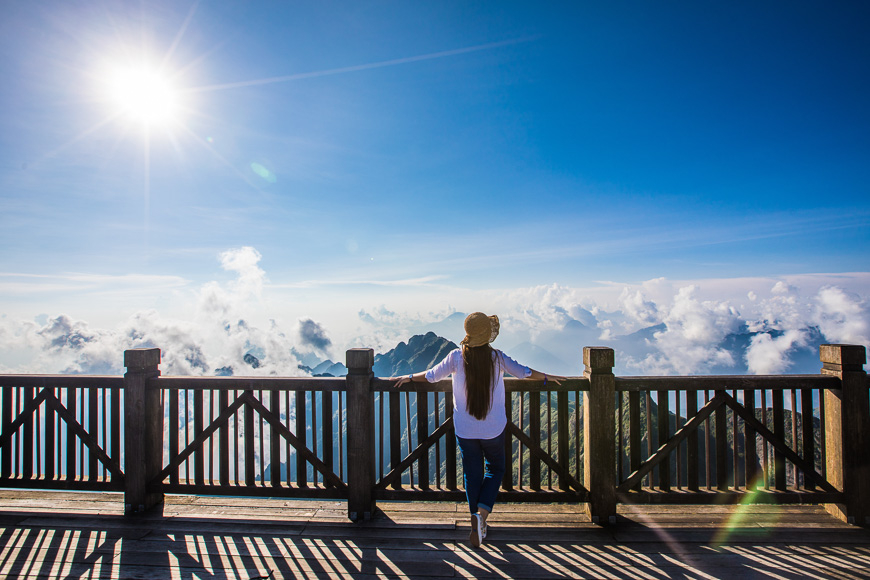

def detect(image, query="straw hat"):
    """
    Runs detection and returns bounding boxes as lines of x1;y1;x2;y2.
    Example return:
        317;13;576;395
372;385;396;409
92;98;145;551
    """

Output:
461;312;500;348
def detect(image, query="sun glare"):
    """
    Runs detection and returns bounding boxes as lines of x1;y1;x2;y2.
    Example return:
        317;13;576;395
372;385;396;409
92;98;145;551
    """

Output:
106;64;181;127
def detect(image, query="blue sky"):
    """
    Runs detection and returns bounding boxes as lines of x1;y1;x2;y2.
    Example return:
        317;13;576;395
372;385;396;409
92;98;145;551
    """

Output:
1;1;868;375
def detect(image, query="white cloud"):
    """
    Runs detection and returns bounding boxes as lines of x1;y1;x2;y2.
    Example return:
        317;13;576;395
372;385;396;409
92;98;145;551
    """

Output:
745;329;807;375
219;246;265;300
1;247;867;376
629;286;742;375
815;286;869;346
619;288;659;327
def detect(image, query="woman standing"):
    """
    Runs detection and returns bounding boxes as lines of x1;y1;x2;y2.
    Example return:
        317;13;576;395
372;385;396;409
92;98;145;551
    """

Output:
392;312;565;548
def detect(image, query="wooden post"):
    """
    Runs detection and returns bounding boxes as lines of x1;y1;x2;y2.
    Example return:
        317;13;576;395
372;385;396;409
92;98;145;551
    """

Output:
124;348;163;514
346;348;375;521
820;344;869;525
584;346;616;524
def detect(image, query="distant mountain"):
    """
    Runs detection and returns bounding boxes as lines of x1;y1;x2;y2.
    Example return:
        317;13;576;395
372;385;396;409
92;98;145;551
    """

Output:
506;342;572;376
372;332;458;377
418;312;467;345
312;360;348;377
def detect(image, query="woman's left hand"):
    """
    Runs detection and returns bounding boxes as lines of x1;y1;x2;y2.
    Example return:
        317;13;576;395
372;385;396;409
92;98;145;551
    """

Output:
545;374;567;386
389;376;410;389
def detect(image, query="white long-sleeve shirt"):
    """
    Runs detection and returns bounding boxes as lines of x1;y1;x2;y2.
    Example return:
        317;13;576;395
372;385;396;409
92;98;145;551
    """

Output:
424;348;531;440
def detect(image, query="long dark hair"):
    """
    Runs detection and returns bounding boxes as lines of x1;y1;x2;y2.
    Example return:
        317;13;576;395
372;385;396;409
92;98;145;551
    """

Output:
463;344;495;420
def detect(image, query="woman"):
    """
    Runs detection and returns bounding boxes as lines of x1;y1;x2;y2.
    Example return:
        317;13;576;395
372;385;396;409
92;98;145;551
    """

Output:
392;312;565;548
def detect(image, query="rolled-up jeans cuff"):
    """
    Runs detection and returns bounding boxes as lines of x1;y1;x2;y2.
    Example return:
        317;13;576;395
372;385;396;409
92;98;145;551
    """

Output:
477;502;493;513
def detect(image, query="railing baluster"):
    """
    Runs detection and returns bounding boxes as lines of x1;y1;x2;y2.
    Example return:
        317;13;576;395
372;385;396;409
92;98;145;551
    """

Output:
446;392;456;490
219;390;229;486
296;391;306;487
657;389;669;491
762;391;769;489
322;389;333;488
194;389;203;486
617;390;624;484
801;387;815;491
503;390;514;490
772;389;786;491
79;387;85;480
233;390;240;485
744;389;757;490
417;389;429;490
715;390;727;491
23;386;33;480
208;392;215;484
67;387;76;482
529;390;541;491
311;390;318;485
519;392;525;488
102;387;108;480
629;390;641;491
819;389;826;481
339;390;345;481
643;391;655;487
390;389;400;490
259;390;266;485
675;390;681;489
284;390;291;486
244;391;254;486
271;390;281;488
547;390;553;489
88;387;99;481
575;389;581;485
169;389;179;486
557;390;568;491
112;385;121;484
732;389;739;490
35;401;41;479
790;388;798;489
404;391;414;487
1;385;11;479
704;390;711;491
435;392;441;489
45;387;54;481
378;391;384;482
183;389;190;484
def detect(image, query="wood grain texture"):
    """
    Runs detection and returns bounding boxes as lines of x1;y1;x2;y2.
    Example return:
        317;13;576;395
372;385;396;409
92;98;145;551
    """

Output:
0;490;867;580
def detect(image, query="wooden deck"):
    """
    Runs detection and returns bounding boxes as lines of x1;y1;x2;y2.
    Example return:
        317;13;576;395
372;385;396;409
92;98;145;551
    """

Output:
0;491;868;579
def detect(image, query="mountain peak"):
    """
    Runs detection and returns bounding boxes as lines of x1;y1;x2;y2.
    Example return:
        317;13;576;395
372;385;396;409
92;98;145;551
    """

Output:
373;333;458;377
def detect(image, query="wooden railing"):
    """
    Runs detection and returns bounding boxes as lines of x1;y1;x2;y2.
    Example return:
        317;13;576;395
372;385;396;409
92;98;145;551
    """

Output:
371;377;589;504
0;344;866;525
614;375;841;502
0;376;124;491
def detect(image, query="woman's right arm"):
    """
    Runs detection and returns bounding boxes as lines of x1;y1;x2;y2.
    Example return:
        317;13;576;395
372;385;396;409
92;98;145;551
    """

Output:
390;348;459;388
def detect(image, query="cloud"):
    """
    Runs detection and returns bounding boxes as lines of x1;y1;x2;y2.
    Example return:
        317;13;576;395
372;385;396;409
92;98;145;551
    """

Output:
2;246;867;377
619;288;660;326
630;286;743;375
297;318;332;353
219;246;265;299
0;248;305;376
745;329;808;375
815;286;869;345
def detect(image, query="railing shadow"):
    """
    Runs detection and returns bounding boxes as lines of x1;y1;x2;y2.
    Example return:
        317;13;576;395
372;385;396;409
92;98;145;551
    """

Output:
0;505;868;579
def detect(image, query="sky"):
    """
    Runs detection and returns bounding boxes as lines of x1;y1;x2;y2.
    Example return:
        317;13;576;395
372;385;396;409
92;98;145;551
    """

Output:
0;1;868;376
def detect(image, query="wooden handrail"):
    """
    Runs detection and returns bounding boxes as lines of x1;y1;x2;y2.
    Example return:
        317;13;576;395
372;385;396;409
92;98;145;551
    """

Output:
0;343;865;526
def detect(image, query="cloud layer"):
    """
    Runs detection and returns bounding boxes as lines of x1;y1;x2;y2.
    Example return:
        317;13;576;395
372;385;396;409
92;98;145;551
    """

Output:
1;247;867;377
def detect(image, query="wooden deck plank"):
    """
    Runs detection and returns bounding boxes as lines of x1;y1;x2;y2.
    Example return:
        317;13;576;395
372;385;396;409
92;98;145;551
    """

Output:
0;491;868;579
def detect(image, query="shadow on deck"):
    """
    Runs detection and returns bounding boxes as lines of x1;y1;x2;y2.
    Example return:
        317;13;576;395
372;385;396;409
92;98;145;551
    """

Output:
0;491;868;579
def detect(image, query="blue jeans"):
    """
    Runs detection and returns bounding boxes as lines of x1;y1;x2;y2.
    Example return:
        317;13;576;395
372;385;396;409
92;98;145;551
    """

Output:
456;429;506;514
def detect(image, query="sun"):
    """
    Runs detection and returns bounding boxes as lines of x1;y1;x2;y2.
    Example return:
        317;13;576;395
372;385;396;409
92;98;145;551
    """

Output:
105;64;181;127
